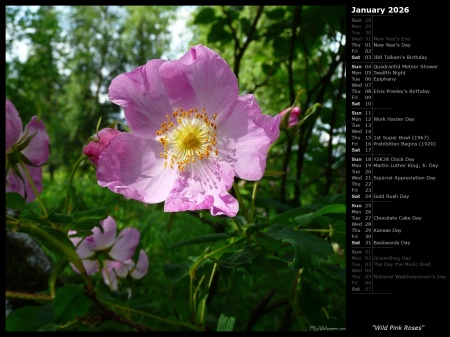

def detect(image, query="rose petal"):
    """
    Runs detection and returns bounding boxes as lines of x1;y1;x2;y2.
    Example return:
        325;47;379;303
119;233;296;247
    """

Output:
241;94;281;143
5;99;23;152
87;216;117;251
69;259;98;275
164;159;238;217
97;132;177;204
72;234;96;260
288;107;301;127
21;116;50;166
105;260;129;278
82;259;99;275
108;59;173;138
129;249;149;279
83;128;121;166
5;165;43;203
216;95;280;181
68;230;82;247
102;260;130;291
278;106;300;128
109;227;140;262
160;45;239;117
102;263;118;291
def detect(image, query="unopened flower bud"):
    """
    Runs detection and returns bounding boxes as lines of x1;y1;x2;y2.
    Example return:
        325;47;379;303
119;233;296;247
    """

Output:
83;128;120;166
278;106;301;130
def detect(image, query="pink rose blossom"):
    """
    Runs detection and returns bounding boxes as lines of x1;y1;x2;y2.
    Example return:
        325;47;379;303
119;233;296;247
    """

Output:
102;250;149;291
69;216;149;291
5;99;49;202
83;128;121;167
278;106;301;128
97;44;280;217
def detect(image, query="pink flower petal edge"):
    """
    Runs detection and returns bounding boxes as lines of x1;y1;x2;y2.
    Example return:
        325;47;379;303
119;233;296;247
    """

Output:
5;100;49;203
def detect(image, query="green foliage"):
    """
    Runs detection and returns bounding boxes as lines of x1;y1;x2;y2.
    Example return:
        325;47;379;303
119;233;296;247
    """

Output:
6;303;56;331
6;192;27;210
217;314;236;331
266;224;334;269
53;285;92;323
193;7;216;24
72;208;109;231
171;233;232;248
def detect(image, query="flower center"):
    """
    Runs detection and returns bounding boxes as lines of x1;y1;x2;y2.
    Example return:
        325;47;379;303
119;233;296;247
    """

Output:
156;108;218;171
179;129;201;149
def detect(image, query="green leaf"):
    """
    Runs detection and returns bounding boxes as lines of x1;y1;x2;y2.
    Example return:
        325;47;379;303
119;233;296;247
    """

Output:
229;6;244;18
270;206;308;225
272;36;291;57
270;195;345;225
294;204;346;227
53;284;91;323
215;246;258;268
66;185;82;213
6;303;55;331
22;222;86;274
6;192;26;211
196;295;208;326
240;17;251;35
218;269;241;330
262;63;275;75
330;219;346;250
162;262;190;282
48;212;73;225
39;323;58;331
208;19;233;44
217;314;236;332
266;224;333;269
29;226;76;255
170;233;231;248
265;8;286;20
18;203;44;221
193;7;216;24
244;223;266;236
72;207;109;230
233;215;247;228
255;235;283;254
264;21;289;43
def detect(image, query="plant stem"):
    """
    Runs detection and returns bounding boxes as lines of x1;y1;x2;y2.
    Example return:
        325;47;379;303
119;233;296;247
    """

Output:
48;260;68;298
299;228;335;233
279;136;293;203
208;263;218;288
64;155;86;214
291;268;308;330
250;180;259;222
6;290;52;302
189;238;245;319
233;181;250;223
232;217;244;236
102;300;199;331
19;161;48;217
189;238;245;280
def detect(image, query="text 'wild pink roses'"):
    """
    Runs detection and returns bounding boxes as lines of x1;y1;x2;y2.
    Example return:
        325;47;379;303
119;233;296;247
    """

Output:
95;45;280;217
5;99;49;203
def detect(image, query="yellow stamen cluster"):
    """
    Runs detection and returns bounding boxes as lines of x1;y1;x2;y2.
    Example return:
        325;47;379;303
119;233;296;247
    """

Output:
156;108;218;171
